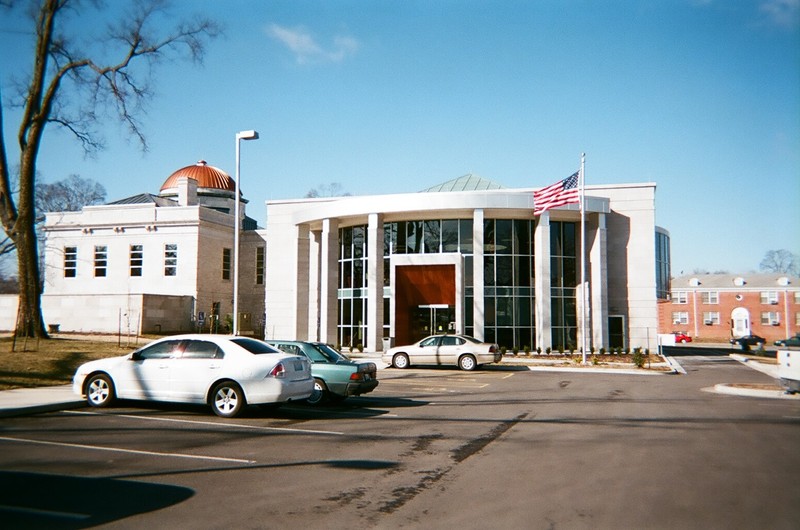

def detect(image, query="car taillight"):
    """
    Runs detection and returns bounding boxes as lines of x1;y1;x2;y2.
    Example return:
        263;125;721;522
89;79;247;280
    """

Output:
489;345;496;353
268;362;286;378
350;372;363;381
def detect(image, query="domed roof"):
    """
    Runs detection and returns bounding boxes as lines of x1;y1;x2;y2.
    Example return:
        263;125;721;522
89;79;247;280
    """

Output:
160;160;234;192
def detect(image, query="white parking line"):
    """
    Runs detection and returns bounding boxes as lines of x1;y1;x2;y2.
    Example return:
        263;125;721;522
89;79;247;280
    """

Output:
65;410;345;435
0;435;255;464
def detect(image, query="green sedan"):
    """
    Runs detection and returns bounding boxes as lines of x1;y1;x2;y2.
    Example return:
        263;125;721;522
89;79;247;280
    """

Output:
266;341;378;405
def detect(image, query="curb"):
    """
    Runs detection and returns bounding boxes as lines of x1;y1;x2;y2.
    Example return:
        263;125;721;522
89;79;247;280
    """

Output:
0;400;85;419
708;384;800;400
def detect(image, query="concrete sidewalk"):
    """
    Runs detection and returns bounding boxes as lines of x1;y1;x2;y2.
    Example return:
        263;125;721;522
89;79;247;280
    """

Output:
0;385;84;418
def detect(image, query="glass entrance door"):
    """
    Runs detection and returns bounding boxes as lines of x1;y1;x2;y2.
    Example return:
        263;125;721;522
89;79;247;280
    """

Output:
411;304;454;342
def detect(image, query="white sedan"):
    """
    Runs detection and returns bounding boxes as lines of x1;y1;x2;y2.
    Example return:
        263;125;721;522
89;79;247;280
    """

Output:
382;334;502;371
72;334;314;417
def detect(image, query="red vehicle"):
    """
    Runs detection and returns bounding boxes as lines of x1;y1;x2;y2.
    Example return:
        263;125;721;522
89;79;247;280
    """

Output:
673;332;692;343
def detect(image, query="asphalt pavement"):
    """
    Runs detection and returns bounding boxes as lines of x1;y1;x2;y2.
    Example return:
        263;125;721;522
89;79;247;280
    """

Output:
1;350;797;418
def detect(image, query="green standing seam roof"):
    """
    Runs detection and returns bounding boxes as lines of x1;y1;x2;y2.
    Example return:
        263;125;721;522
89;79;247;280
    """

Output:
419;173;506;192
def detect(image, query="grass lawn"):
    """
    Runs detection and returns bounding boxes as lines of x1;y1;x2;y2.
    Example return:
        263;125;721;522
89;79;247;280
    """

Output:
0;335;145;391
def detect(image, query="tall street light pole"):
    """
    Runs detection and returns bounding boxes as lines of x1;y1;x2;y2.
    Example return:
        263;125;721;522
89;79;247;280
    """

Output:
233;129;259;335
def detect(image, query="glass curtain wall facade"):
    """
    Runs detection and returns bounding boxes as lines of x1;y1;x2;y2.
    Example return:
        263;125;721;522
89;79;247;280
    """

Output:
339;217;577;351
483;219;536;350
338;226;367;349
655;230;671;300
383;220;474;337
550;221;577;350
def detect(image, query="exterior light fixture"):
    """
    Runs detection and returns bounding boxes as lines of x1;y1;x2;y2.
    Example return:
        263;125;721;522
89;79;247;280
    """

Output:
233;129;259;335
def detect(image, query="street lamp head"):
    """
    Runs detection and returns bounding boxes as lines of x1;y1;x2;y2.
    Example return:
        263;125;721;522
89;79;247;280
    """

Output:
237;130;259;141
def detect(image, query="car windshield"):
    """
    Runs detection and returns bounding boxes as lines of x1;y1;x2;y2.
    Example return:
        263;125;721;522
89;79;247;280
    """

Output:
231;337;282;354
311;343;348;362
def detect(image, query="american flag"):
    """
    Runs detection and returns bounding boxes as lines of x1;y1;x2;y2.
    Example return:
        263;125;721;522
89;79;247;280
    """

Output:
533;171;580;216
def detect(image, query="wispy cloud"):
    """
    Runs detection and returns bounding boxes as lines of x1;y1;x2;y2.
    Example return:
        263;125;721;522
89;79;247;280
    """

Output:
759;0;799;29
266;24;359;64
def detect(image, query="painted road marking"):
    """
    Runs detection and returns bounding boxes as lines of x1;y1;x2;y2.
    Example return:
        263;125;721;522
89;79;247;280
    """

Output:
0;435;255;464
65;410;345;435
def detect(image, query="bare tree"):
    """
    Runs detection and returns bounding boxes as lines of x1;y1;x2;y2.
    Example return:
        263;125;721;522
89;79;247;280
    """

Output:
305;182;351;198
760;249;799;276
35;174;106;223
0;0;219;337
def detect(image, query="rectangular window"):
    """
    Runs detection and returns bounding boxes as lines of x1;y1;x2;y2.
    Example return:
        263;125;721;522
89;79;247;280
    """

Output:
129;244;143;277
795;312;800;326
164;244;177;276
255;247;265;285
94;245;107;277
761;312;780;325
672;291;688;304
761;291;779;304
795;292;800;304
64;246;77;278
222;248;231;280
702;312;720;325
672;311;689;325
700;291;719;304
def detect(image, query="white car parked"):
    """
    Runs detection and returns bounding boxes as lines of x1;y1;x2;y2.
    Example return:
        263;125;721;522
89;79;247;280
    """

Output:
382;334;502;371
73;334;314;417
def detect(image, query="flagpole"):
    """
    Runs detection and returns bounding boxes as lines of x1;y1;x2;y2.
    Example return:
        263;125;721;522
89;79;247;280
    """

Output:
580;153;587;364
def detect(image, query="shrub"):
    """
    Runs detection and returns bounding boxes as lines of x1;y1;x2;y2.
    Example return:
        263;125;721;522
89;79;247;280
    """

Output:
536;346;542;355
500;346;507;355
545;347;551;355
599;347;606;355
592;355;599;365
524;345;531;356
632;348;646;368
356;343;363;353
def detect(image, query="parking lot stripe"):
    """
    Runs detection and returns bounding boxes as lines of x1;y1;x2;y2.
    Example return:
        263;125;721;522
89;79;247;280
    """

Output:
65;410;346;436
0;435;255;464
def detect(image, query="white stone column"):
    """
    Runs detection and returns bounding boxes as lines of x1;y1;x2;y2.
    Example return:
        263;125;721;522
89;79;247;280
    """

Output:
589;213;609;348
534;212;552;350
472;209;485;341
367;213;384;352
319;218;339;344
295;224;310;340
308;229;322;340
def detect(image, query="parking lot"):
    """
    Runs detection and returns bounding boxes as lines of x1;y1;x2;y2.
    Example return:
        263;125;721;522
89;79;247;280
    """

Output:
1;354;799;529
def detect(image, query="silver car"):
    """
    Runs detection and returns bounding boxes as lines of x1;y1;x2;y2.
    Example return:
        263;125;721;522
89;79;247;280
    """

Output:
382;334;501;371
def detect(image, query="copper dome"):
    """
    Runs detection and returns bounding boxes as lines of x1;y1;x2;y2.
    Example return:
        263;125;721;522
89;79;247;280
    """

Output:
160;160;234;192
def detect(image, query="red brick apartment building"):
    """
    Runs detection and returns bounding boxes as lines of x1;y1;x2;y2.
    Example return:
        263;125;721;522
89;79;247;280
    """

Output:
658;274;800;343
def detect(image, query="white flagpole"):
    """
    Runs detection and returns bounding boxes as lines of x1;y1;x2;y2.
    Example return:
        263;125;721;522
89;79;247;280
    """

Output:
580;153;587;364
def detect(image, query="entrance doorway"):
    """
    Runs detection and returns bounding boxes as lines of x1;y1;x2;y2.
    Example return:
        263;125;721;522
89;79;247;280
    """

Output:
412;304;454;342
394;264;456;345
608;315;625;349
731;307;751;338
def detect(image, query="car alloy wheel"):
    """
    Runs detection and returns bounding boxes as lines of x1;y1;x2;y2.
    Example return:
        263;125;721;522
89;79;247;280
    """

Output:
86;373;115;407
306;378;330;406
211;381;245;418
458;354;477;371
393;353;410;369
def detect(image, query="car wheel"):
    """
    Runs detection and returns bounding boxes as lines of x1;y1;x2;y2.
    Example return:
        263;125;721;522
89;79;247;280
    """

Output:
306;378;330;406
680;339;687;343
86;373;115;408
458;354;477;371
211;381;245;418
392;353;410;369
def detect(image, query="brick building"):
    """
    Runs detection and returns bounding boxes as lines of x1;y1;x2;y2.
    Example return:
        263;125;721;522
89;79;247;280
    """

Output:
658;273;800;343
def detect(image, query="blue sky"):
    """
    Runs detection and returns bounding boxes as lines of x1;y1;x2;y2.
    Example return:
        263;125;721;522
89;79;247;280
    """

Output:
1;0;798;276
